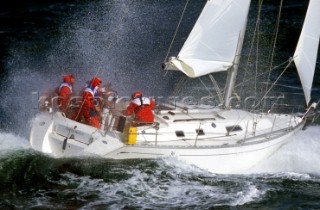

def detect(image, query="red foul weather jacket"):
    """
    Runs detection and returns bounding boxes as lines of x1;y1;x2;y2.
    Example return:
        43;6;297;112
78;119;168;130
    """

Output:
81;85;100;118
125;97;155;123
57;83;73;112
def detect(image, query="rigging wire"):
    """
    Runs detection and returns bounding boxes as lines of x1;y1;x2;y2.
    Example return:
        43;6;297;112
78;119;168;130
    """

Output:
208;74;224;104
163;0;190;77
250;58;294;111
253;0;263;106
267;0;284;78
234;58;291;90
163;0;190;62
170;75;188;98
262;0;284;111
239;0;263;97
238;0;288;112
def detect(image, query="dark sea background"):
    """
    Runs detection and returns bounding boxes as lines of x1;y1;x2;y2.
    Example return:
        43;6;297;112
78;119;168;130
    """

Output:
0;0;320;209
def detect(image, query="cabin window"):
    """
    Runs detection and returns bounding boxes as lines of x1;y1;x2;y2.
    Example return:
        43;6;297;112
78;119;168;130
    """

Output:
196;129;205;135
175;130;185;137
211;123;216;128
225;125;243;132
163;116;169;120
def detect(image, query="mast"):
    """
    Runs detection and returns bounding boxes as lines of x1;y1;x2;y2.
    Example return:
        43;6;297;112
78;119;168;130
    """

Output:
223;16;249;109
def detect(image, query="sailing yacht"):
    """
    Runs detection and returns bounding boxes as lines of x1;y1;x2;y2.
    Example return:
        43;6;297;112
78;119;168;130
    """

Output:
29;0;319;174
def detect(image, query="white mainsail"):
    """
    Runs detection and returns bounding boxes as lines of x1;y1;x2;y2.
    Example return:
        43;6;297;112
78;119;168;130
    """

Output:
293;0;320;105
166;0;251;78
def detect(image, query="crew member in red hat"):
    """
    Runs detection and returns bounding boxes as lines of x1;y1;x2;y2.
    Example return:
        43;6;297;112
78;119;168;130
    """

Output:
57;74;75;115
123;91;155;124
81;76;102;128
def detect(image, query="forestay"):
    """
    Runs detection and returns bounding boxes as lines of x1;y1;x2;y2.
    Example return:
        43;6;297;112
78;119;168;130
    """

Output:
293;0;320;105
166;0;251;78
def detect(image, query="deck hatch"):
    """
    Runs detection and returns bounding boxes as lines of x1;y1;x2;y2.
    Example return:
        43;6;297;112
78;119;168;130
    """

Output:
175;130;185;137
225;125;243;132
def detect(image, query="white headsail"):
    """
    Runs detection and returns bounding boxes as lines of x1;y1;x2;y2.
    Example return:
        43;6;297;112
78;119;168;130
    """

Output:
293;0;320;105
165;0;251;78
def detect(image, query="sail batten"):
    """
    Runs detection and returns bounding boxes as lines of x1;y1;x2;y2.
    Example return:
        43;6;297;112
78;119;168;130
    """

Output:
165;0;251;78
293;0;320;105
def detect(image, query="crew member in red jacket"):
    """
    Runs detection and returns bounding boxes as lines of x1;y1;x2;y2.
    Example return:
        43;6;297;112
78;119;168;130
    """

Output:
57;74;75;114
123;91;155;124
81;77;102;128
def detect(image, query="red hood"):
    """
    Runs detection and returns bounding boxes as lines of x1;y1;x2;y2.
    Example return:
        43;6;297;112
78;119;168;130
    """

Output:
90;77;102;87
132;91;143;99
63;75;75;84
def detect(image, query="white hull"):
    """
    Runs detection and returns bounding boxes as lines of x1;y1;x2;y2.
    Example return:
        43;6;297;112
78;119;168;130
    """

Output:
105;126;303;174
29;107;304;174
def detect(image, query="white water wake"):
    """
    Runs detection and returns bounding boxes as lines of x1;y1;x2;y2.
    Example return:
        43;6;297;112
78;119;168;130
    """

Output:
157;125;320;176
0;132;30;153
248;125;320;175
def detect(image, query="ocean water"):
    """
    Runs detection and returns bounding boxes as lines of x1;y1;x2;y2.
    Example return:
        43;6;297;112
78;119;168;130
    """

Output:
1;126;320;209
0;0;320;209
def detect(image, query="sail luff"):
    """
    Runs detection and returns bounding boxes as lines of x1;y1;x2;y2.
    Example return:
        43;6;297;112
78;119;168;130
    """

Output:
293;0;320;105
164;0;252;78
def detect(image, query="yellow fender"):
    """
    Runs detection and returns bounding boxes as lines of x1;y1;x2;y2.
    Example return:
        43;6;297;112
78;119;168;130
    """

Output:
127;126;137;144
